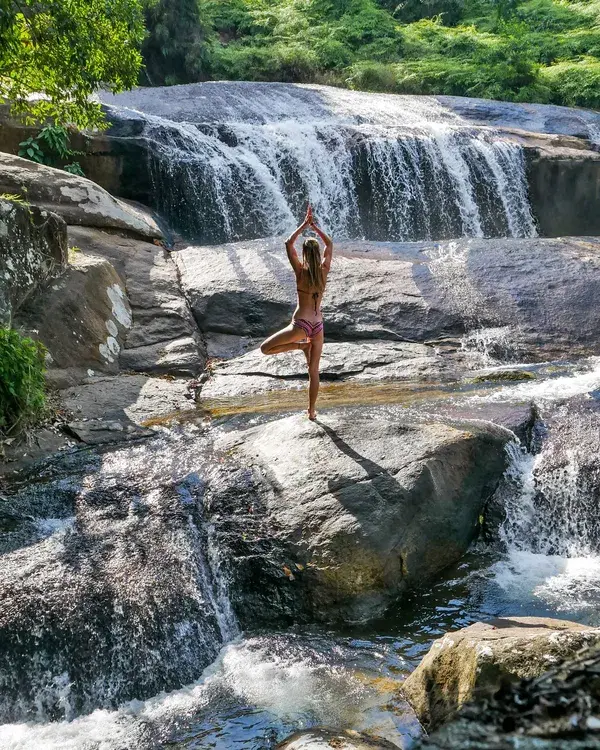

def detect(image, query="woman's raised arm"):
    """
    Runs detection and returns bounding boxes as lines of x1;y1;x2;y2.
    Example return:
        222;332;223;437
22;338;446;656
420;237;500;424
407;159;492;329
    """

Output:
311;220;333;271
285;207;312;274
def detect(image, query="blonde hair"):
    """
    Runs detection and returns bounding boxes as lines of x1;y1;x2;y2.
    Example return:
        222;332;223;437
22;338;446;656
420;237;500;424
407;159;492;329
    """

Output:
302;238;325;293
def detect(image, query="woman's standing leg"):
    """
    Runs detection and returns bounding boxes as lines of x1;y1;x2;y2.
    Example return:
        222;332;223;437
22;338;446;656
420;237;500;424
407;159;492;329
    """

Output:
307;330;324;420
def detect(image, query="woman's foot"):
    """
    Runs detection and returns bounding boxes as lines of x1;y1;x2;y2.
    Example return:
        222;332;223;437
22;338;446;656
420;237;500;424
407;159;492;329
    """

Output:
307;408;317;421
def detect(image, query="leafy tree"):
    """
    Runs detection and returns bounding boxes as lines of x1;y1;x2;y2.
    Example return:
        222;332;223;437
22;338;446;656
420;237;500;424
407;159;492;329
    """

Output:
0;0;145;129
141;0;214;85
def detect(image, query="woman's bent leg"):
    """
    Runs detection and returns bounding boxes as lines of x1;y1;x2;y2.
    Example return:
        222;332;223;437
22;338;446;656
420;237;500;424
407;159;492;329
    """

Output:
261;324;307;355
307;331;324;420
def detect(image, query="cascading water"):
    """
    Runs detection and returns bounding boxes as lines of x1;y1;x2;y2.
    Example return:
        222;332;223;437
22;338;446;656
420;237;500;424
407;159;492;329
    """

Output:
0;431;239;725
475;360;600;619
104;83;537;244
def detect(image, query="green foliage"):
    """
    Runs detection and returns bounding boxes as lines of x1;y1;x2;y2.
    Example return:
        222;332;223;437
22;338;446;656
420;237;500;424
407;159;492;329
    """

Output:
0;328;47;437
18;126;86;176
140;0;600;108
541;57;600;107
0;0;145;129
142;0;214;85
17;137;45;164
346;61;400;90
0;193;29;207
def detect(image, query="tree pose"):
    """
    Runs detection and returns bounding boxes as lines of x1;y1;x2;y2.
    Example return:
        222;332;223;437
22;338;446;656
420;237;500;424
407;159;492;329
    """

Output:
261;206;334;421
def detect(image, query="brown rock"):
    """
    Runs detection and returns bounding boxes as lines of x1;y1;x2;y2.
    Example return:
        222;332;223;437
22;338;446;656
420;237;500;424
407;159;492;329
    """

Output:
402;617;600;731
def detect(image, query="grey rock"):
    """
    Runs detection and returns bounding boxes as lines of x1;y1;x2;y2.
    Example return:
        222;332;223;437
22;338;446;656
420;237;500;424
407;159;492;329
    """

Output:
65;419;154;445
201;340;456;399
277;728;400;749
0;199;66;326
0;153;162;240
211;407;510;623
61;374;195;424
68;226;206;377
420;642;600;750
175;236;600;363
16;252;131;384
437;95;600;144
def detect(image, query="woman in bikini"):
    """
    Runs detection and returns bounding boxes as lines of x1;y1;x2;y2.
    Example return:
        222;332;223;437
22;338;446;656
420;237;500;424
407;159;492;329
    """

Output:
260;205;333;421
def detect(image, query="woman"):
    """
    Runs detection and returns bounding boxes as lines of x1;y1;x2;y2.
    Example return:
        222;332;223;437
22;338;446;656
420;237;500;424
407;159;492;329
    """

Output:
261;206;333;421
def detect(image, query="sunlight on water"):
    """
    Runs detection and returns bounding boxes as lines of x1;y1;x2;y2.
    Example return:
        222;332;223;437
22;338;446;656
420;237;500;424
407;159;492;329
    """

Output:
0;635;417;750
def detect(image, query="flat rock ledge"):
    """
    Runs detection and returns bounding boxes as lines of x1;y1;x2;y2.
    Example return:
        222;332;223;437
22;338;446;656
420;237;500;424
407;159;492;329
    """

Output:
403;617;600;732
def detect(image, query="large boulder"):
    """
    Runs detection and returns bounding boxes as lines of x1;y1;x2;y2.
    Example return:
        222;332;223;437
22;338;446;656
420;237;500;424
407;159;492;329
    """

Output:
209;407;510;623
420;642;600;750
0;198;66;326
403;617;600;732
0;153;162;240
176;236;600;364
67;226;206;377
16;252;132;386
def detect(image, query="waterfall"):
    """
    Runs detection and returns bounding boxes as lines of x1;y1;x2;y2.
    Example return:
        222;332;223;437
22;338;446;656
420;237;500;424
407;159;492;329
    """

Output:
105;84;537;244
499;407;600;558
483;364;600;616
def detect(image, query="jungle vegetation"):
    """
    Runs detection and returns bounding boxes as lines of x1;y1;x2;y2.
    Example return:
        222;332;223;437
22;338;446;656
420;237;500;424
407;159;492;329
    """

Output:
142;0;600;108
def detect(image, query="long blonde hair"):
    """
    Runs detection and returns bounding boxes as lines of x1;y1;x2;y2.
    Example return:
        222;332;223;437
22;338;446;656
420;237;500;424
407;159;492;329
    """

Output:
302;238;325;293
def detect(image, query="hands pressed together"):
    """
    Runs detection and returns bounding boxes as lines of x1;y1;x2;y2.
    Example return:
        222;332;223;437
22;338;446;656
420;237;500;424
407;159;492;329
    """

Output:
303;204;318;230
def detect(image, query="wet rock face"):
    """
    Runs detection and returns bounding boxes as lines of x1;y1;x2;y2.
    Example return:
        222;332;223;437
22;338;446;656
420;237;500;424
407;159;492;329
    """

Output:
208;408;510;624
527;149;600;237
0;437;231;722
0;199;67;326
420;643;600;750
402;617;600;732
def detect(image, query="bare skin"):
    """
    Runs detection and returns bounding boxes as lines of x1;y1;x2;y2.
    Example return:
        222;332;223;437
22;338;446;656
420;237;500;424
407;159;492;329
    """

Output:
261;206;334;420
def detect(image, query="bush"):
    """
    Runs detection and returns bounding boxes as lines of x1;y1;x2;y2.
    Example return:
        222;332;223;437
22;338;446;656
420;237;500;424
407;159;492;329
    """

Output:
541;58;600;107
0;329;47;437
346;61;399;91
